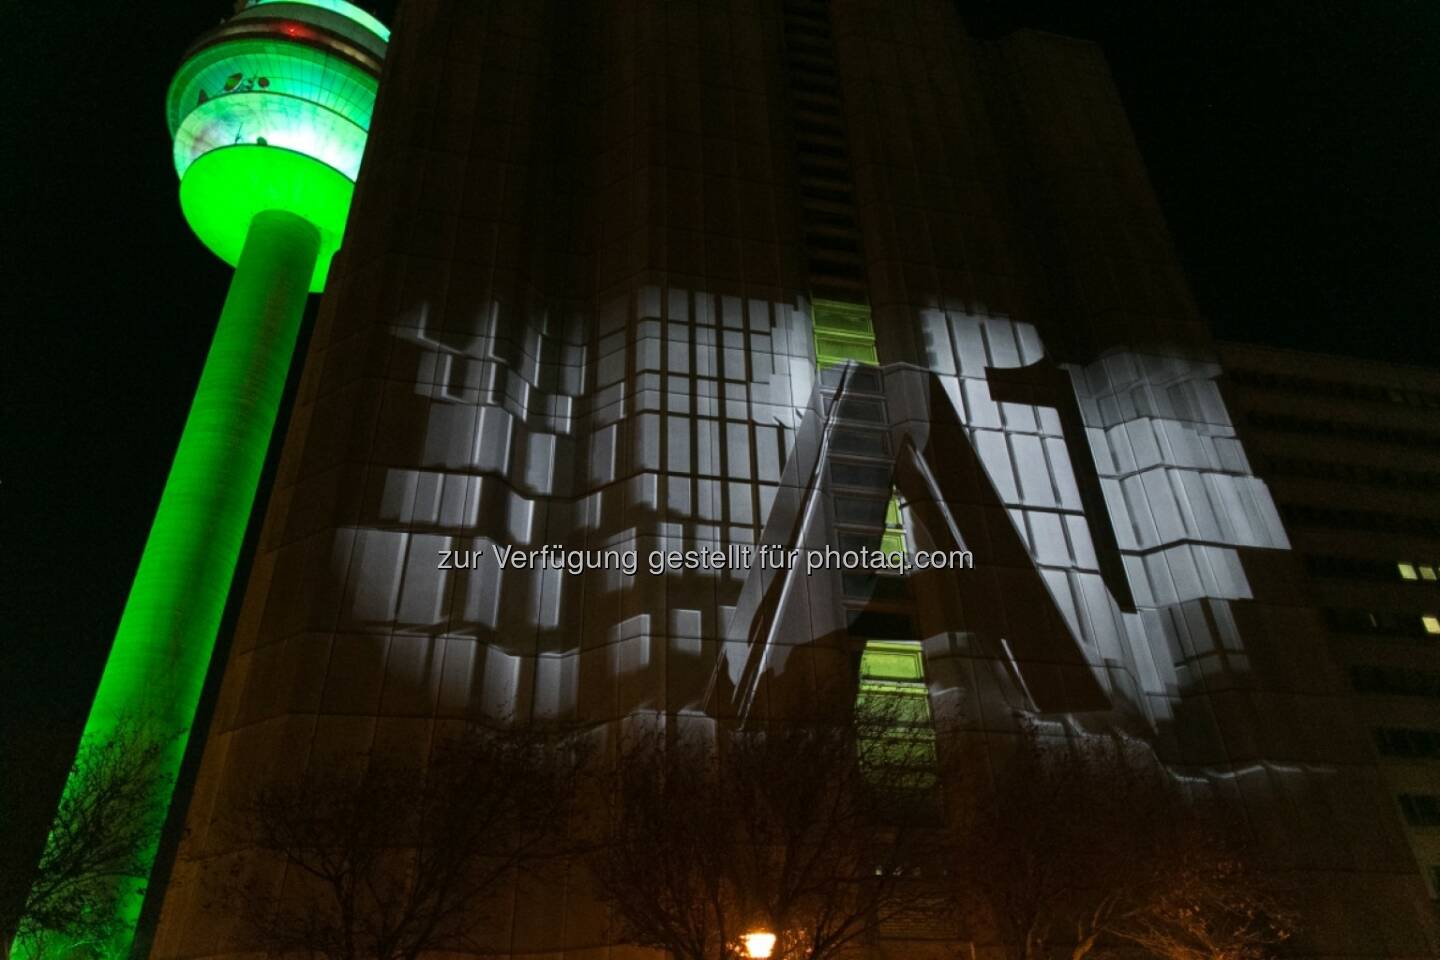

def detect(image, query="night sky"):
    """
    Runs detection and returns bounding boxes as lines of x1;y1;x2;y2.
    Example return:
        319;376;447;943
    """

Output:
3;1;1438;803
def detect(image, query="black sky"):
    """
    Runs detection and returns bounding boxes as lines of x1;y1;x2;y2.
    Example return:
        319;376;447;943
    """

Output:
2;0;1438;794
966;0;1440;363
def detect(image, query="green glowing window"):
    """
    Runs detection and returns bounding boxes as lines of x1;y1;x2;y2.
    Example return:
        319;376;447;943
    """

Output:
1423;615;1440;636
816;335;878;367
167;39;379;139
861;640;926;684
858;687;934;737
813;299;879;369
858;642;936;775
860;643;930;737
1401;563;1419;581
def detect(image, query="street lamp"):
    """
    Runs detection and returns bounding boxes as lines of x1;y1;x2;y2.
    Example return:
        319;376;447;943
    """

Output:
741;931;777;959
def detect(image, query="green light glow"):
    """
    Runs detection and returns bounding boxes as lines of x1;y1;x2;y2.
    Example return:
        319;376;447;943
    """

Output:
165;13;379;290
860;641;927;683
812;298;880;368
165;36;378;144
180;145;354;292
68;210;319;960
25;0;387;952
810;300;933;736
175;92;369;181
250;0;391;43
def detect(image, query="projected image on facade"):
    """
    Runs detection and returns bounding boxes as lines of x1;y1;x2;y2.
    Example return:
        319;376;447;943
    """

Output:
303;281;1287;743
151;276;1428;955
19;1;1426;959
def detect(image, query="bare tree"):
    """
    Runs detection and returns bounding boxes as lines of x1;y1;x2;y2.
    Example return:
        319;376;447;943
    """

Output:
588;699;940;960
1110;829;1293;960
943;722;1163;960
223;725;585;960
944;720;1293;960
1;722;174;960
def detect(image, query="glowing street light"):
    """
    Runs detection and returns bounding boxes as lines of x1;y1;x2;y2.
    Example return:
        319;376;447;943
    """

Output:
740;930;778;959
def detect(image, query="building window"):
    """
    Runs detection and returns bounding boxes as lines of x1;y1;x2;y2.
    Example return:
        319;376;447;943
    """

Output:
1282;504;1440;538
1399;794;1440;827
1262;454;1440;490
1326;608;1440;639
1351;665;1440;698
1248;409;1440;448
1224;367;1440;408
1308;555;1440;584
857;640;937;781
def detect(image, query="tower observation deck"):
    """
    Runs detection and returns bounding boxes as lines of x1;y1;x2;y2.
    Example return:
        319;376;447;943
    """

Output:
27;2;388;956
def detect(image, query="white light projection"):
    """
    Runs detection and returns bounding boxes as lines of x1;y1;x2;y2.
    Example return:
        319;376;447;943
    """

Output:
327;286;818;723
915;308;1290;733
321;282;1289;741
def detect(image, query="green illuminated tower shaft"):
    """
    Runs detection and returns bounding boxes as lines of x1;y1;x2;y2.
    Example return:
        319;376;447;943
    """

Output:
79;209;318;956
25;1;388;955
99;210;317;737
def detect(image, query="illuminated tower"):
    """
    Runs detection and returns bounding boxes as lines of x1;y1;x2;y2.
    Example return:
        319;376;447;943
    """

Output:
35;1;387;955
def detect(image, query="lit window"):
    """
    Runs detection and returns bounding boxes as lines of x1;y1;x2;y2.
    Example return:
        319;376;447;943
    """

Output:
1400;563;1419;580
1422;566;1438;582
1423;615;1440;636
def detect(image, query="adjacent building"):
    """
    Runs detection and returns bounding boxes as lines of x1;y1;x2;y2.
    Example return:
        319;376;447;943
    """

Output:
147;2;1436;956
1220;340;1440;904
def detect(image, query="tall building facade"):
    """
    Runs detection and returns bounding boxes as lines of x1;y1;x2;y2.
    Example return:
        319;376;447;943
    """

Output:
150;2;1434;956
1219;341;1440;907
